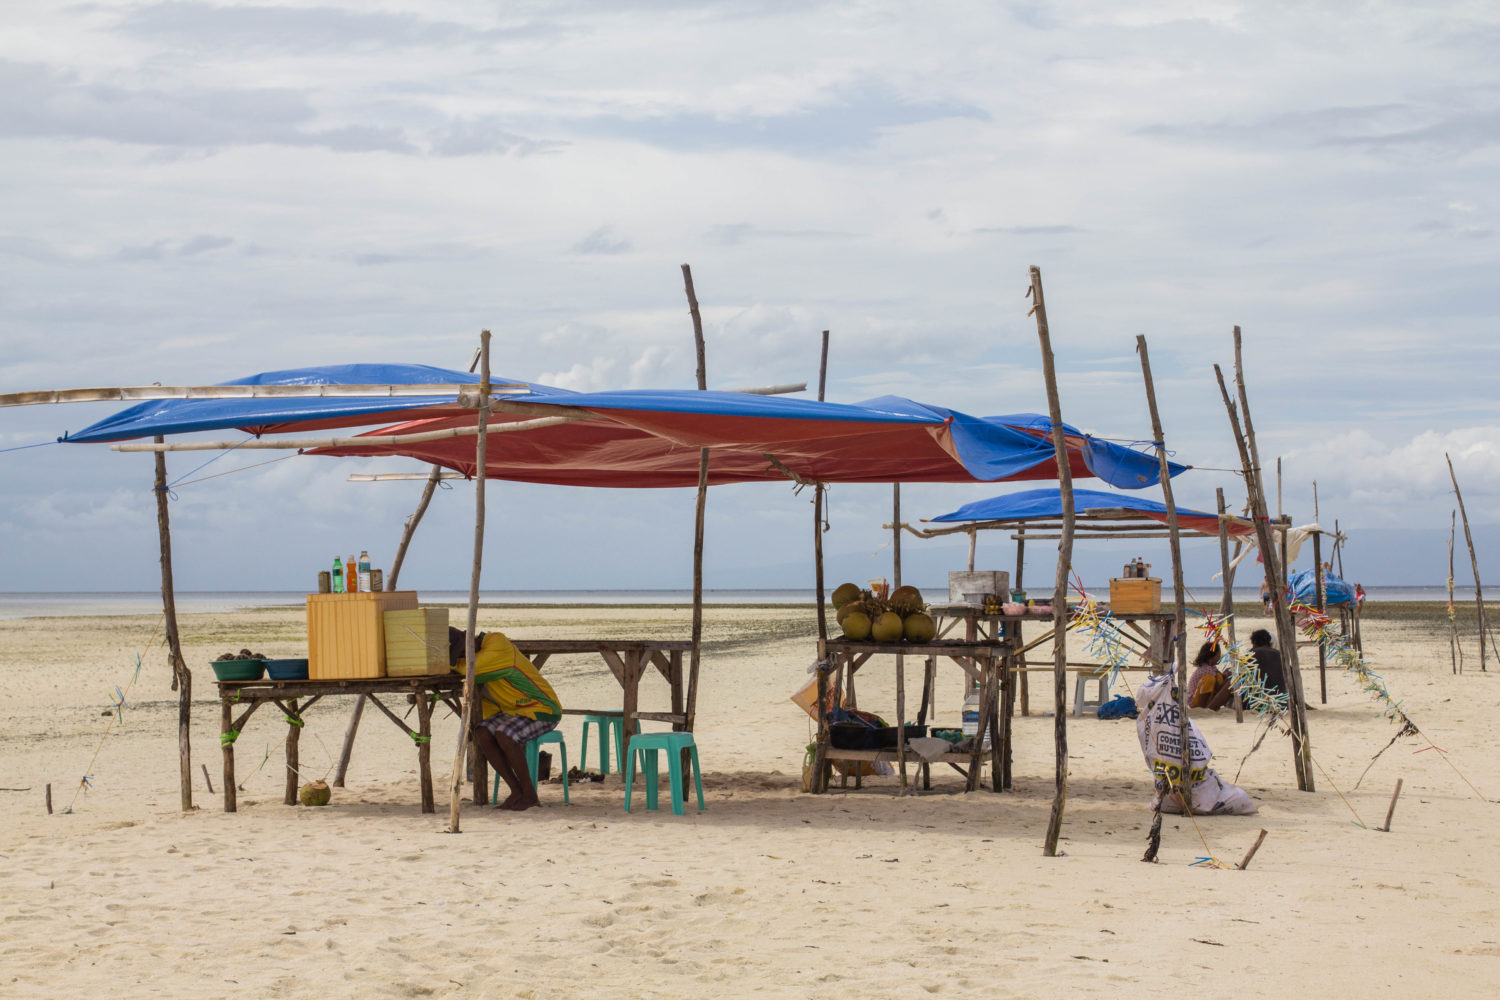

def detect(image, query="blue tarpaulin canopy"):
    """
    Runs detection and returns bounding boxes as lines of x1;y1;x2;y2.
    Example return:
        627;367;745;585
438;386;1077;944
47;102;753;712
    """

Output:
1288;569;1357;606
929;487;1252;537
64;364;1192;489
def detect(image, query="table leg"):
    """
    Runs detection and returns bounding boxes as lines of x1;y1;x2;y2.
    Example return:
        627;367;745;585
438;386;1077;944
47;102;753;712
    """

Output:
221;693;236;813
471;695;488;806
811;649;832;794
284;697;300;806
416;691;435;814
621;651;642;774
895;652;908;795
966;661;993;792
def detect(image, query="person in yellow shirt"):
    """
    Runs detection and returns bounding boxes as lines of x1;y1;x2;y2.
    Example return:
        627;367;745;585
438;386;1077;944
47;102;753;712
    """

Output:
448;628;562;811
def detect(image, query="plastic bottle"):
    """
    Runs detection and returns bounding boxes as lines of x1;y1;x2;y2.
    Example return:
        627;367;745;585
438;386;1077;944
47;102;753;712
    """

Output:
357;550;372;593
347;553;359;592
961;684;980;739
332;557;345;594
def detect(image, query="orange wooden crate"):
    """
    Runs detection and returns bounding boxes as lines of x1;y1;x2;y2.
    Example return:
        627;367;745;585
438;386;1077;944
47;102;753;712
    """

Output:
306;591;418;679
1108;577;1162;614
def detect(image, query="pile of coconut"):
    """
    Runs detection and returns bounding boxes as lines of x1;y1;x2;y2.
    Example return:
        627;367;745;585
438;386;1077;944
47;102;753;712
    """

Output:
830;582;936;642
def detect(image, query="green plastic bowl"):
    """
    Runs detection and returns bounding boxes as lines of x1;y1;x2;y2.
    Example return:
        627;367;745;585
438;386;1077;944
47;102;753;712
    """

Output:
211;658;264;682
263;658;309;680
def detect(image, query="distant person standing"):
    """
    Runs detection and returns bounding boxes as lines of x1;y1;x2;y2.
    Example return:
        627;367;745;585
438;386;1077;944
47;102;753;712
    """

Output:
1248;629;1287;699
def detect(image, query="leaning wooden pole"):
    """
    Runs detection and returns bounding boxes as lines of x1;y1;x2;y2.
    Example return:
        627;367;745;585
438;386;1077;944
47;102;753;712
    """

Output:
813;330;830;642
1136;337;1192;796
1447;453;1489;671
1232;330;1311;789
683;264;709;743
1216;488;1243;723
1449;509;1460;674
1214;334;1312;791
153;438;193;812
1030;266;1076;857
448;330;491;832
1313;529;1327;703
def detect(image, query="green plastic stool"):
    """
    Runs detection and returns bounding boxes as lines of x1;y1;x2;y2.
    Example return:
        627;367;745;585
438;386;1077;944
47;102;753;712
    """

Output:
579;714;639;776
490;728;569;805
623;732;704;816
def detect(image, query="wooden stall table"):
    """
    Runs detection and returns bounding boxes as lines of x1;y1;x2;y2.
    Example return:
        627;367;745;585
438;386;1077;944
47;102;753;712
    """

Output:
216;674;463;814
811;635;1012;795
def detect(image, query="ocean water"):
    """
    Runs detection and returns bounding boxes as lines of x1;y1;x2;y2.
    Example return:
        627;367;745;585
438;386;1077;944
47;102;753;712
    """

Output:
0;585;1460;620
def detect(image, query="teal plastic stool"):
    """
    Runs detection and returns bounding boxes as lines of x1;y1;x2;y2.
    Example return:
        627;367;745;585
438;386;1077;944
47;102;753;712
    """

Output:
623;732;704;816
490;729;569;805
579;714;639;776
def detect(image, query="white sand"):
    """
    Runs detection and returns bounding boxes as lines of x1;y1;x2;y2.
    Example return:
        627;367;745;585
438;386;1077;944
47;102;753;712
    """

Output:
2;604;1498;998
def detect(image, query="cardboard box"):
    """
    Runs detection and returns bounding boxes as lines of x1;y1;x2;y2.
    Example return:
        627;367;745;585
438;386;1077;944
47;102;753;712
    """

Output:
1109;577;1162;614
948;570;1010;604
306;591;418;679
383;607;450;676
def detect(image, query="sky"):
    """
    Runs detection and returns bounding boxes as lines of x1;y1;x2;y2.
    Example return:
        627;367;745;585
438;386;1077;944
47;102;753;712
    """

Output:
1;0;1497;594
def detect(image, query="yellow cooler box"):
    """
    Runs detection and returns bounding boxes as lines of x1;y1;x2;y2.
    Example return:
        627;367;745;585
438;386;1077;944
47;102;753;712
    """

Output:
306;591;418;679
1108;577;1162;614
383;607;450;676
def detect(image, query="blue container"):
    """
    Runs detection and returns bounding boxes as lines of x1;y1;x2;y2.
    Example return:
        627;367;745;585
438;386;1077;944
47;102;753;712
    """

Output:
263;658;309;681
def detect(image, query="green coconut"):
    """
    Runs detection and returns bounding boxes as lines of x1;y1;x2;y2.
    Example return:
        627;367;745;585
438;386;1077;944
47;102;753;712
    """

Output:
840;611;873;640
830;582;862;610
902;612;936;643
836;599;870;625
299;780;332;807
871;611;904;642
889;585;923;611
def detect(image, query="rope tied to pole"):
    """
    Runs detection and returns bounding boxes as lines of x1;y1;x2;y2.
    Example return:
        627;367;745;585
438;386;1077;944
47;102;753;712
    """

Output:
408;733;432;744
761;453;821;494
220;729;240;747
283;715;304;727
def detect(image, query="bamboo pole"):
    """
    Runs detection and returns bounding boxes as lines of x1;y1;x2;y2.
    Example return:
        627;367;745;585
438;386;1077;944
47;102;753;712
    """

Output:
448;331;491;832
1214;329;1312;791
1136;336;1192;793
814;330;830;642
152;437;193;812
1015;531;1028;716
1030;266;1076;857
1314;529;1327;703
1450;510;1461;674
1216;489;1243;723
683;265;709;756
0;382;526;408
1447;453;1489;671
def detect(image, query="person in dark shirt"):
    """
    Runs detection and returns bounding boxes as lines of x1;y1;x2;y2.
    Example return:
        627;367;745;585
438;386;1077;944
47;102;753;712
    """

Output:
1248;629;1287;698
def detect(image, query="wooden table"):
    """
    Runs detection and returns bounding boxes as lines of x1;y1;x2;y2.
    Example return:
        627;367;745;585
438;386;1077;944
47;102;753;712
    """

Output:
810;636;1012;795
215;674;463;813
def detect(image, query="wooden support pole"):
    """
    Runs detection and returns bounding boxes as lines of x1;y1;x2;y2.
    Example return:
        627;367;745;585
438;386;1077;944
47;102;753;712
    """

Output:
1015;531;1028;716
283;698;301;806
1030;266;1077;857
1447;453;1489;671
1450;510;1461;674
683;264;709;754
221;696;237;813
1380;778;1404;832
1216;489;1243;723
1136;336;1192;787
1215;328;1313;791
813;330;830;642
333;695;365;788
1236;828;1269;870
152;438;193;813
201;763;213;794
448;330;491;832
1314;530;1327;703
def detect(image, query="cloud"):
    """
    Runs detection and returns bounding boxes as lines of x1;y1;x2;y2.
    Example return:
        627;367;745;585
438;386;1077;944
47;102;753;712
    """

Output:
115;2;561;54
973;224;1083;236
178;234;234;256
578;79;988;154
429;117;563;157
704;223;856;245
572;226;631;255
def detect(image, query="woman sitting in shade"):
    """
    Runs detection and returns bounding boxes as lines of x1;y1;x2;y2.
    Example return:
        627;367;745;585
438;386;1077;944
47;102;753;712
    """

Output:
448;627;562;811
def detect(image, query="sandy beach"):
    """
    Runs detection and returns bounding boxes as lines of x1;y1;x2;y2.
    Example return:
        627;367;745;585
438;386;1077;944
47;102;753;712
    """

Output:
2;601;1498;999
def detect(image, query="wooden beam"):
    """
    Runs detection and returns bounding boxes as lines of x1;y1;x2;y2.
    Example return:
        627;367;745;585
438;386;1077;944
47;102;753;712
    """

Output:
153;439;193;813
1;382;527;407
1030;265;1076;858
110;411;596;453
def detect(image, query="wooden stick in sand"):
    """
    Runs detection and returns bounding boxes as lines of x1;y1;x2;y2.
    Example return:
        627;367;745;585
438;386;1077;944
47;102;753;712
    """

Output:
1236;829;1269;870
682;264;710;796
1216;488;1244;723
201;763;213;794
1380;778;1404;832
1449;510;1461;674
1029;265;1076;858
1136;336;1192;794
1447;453;1490;671
1214;328;1313;791
448;330;491;832
45;783;52;815
152;437;194;813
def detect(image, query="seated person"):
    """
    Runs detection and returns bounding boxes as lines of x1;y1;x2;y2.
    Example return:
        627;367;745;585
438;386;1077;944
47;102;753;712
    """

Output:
448;627;562;811
1136;672;1256;815
1187;641;1228;710
1248;628;1287;698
